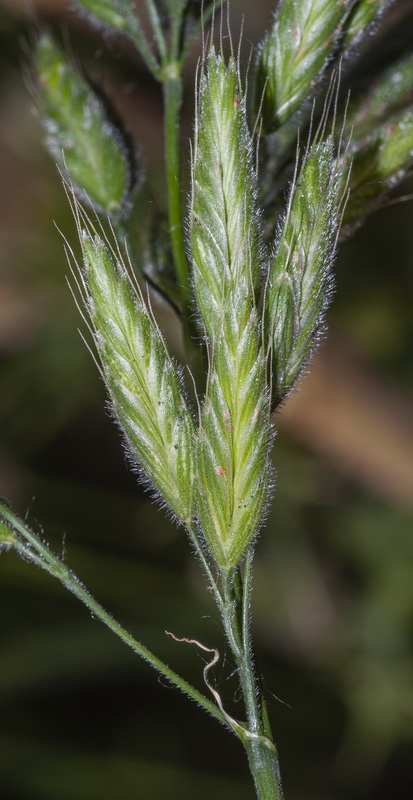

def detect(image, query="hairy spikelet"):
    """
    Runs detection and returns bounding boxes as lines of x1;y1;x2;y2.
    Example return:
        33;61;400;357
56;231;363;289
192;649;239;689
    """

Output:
266;138;344;406
342;0;393;52
37;35;133;217
190;49;271;570
341;52;413;140
72;0;160;78
256;0;354;133
79;230;195;524
191;50;262;335
340;106;413;235
73;0;135;31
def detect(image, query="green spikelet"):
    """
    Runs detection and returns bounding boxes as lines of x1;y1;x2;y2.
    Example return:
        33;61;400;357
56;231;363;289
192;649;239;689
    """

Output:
266;138;344;406
190;49;271;570
340;106;413;235
73;0;136;31
72;0;160;77
342;0;393;52
78;226;195;524
37;35;134;217
255;0;354;133
341;52;413;140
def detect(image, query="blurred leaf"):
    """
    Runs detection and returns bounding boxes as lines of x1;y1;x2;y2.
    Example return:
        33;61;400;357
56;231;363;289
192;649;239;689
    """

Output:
0;737;252;800
332;503;413;774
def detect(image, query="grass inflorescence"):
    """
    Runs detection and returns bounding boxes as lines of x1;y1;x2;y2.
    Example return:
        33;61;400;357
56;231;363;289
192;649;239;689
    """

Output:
2;2;413;798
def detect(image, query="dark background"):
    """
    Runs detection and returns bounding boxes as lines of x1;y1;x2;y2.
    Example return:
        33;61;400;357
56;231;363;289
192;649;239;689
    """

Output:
1;1;413;798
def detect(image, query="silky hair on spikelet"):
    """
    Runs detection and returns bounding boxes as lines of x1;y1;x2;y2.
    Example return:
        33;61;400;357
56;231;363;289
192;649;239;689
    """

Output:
64;193;197;527
264;114;348;408
190;44;273;570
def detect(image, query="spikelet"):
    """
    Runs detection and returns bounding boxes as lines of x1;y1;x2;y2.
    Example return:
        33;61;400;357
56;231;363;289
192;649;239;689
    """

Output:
76;222;195;525
342;0;393;53
72;0;160;78
255;0;353;133
72;0;136;32
266;137;345;406
340;52;413;140
37;35;134;218
340;106;413;235
190;49;271;571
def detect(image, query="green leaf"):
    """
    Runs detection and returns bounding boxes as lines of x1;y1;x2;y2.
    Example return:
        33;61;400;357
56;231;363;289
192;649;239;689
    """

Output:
255;0;355;133
37;35;135;217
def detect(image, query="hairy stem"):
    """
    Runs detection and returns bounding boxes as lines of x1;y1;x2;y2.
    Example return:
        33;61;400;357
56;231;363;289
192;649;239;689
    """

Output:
145;0;167;64
163;70;203;384
220;555;284;799
163;69;187;296
186;519;224;611
0;503;228;730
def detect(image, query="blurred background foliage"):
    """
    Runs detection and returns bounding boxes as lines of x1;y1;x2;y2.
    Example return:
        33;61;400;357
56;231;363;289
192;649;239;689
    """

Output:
0;1;413;798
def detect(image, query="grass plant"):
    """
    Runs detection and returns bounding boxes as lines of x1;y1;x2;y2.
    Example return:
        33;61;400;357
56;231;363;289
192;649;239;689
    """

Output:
1;1;413;798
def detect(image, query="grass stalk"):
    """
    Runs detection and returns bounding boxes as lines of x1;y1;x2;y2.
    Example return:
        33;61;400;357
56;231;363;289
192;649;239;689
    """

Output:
3;4;413;798
162;70;204;384
0;503;228;730
220;558;284;799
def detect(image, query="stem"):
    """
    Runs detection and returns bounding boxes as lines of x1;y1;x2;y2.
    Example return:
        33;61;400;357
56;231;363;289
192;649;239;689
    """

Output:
180;0;225;65
145;0;167;64
162;67;204;387
0;505;229;731
244;738;284;800
221;566;260;733
220;554;284;800
163;69;189;303
127;11;160;79
185;520;223;612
